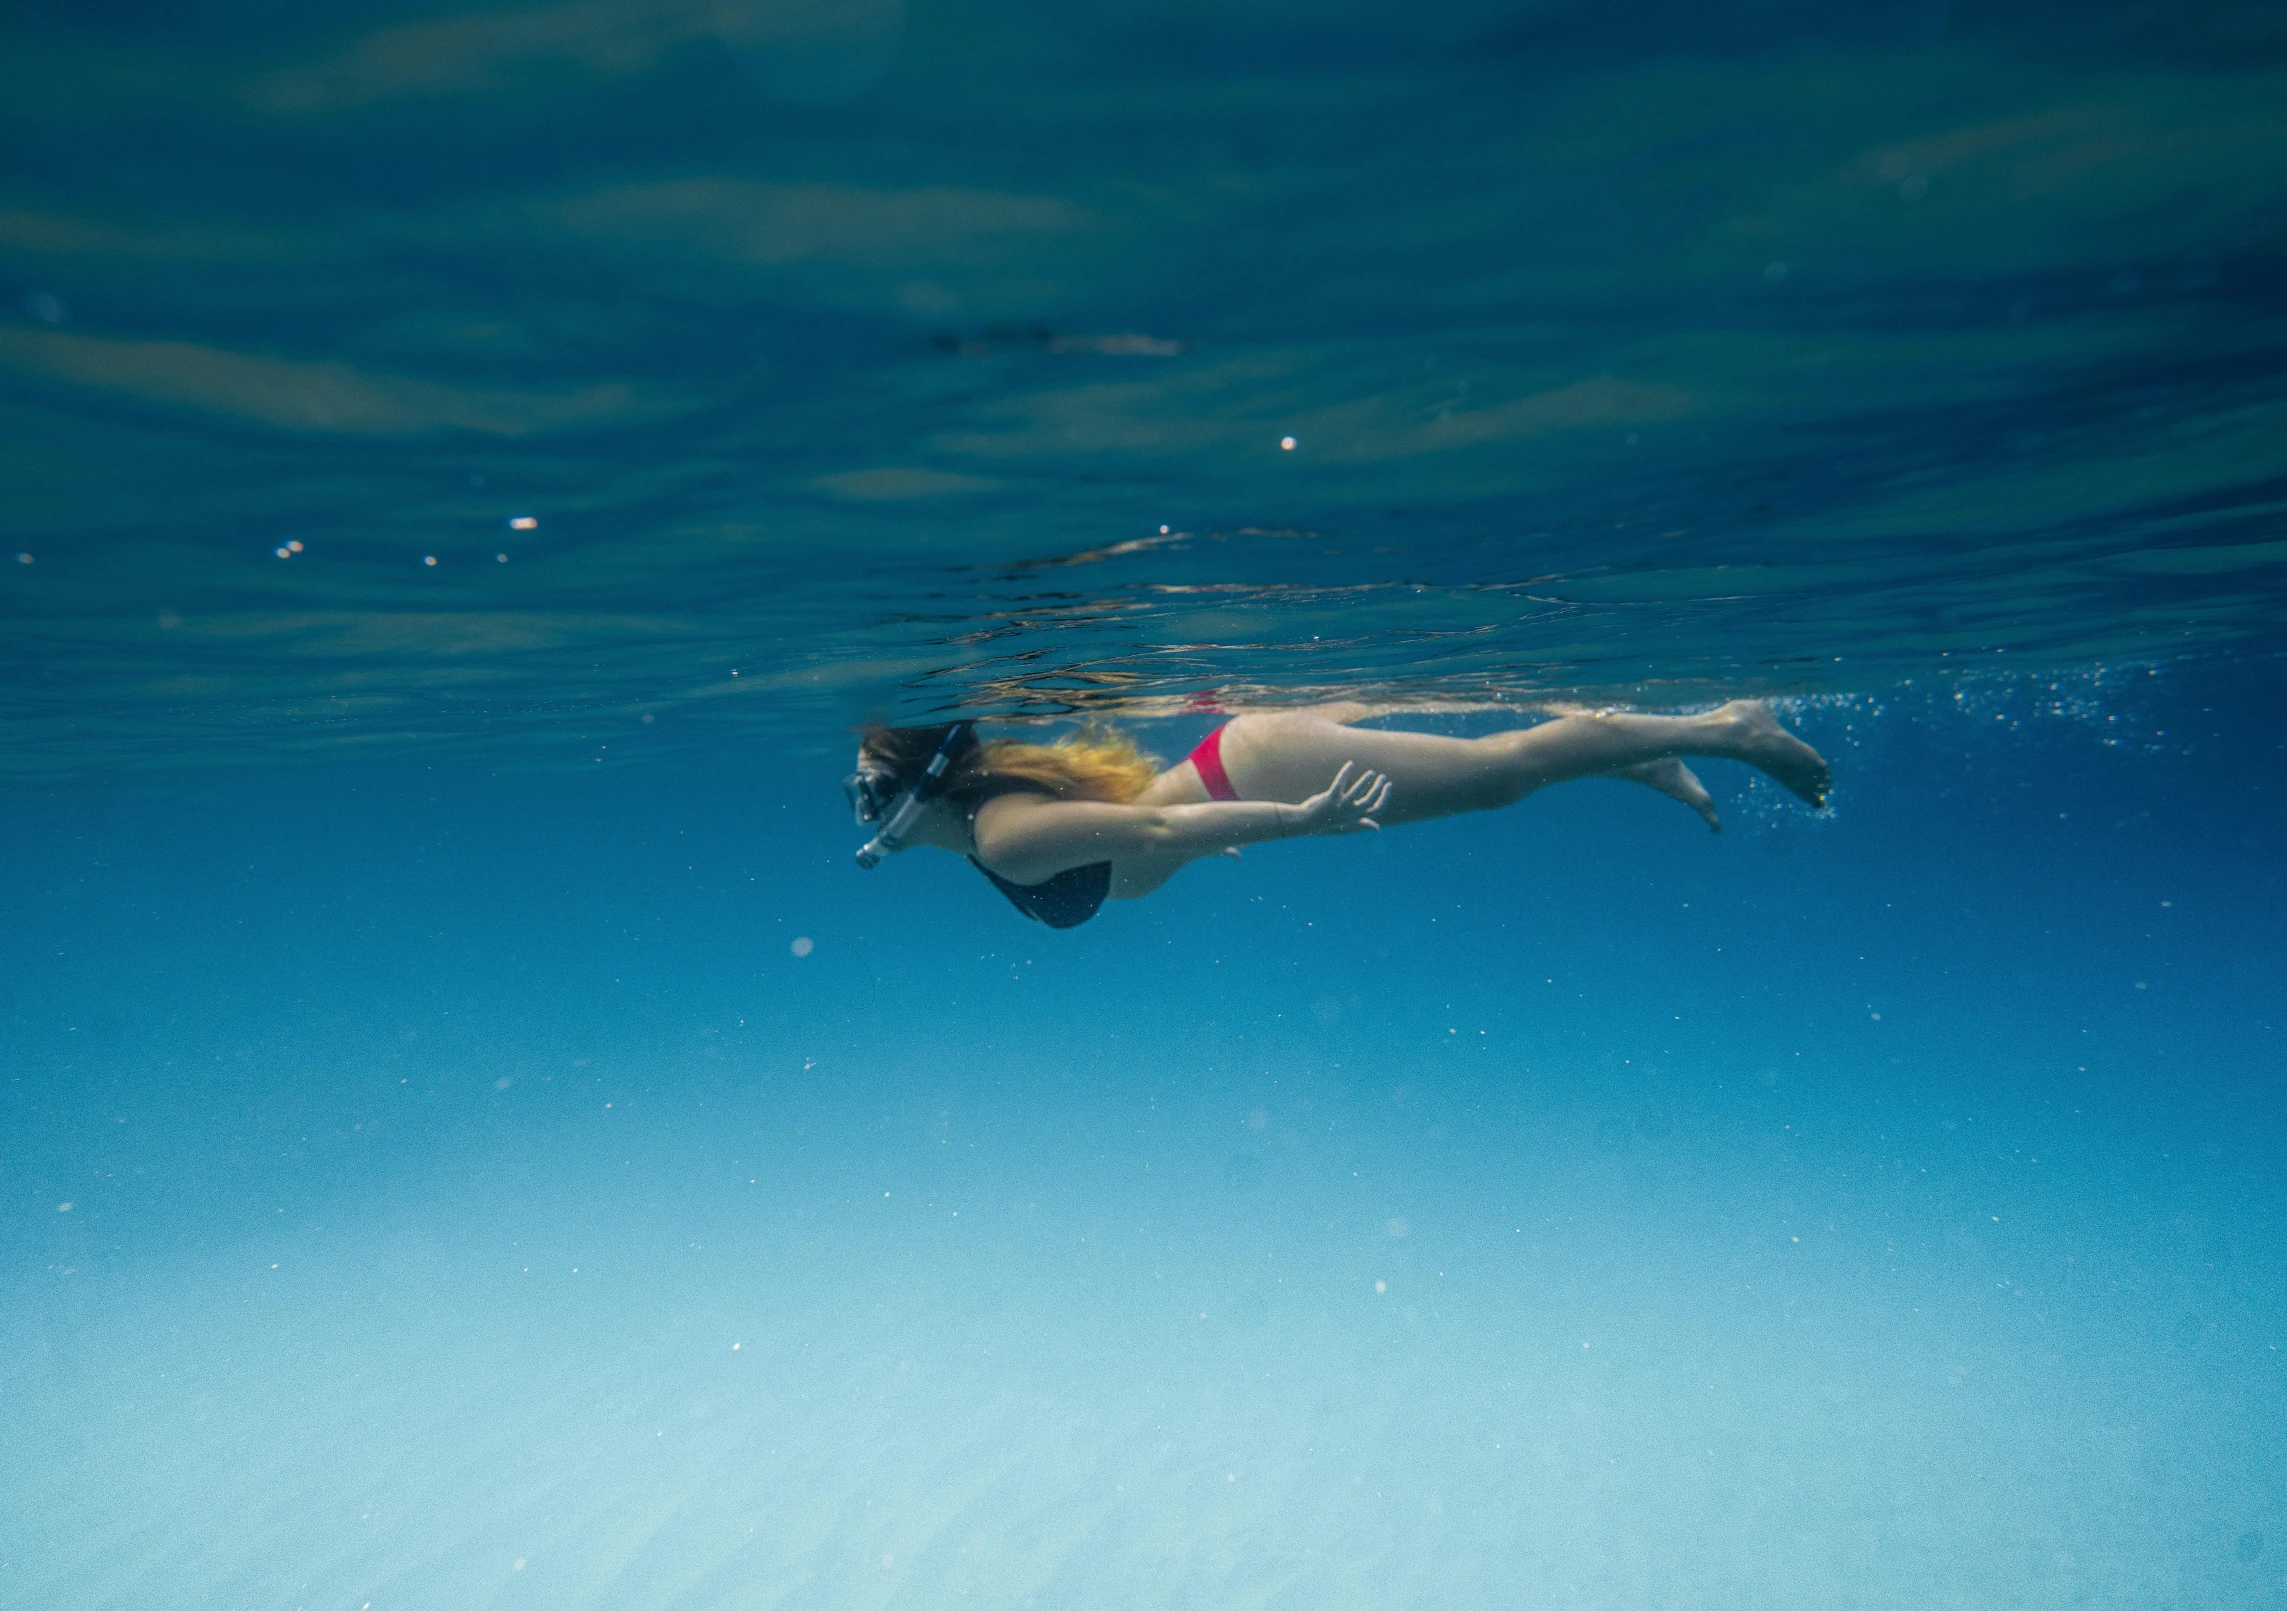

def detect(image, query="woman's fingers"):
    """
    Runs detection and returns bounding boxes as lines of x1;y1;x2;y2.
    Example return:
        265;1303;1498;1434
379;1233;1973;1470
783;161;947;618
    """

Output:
1353;774;1391;830
1331;769;1388;830
1295;764;1389;834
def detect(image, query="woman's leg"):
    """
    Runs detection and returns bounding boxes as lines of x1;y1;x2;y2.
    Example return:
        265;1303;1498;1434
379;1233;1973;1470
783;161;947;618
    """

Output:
1216;701;1827;827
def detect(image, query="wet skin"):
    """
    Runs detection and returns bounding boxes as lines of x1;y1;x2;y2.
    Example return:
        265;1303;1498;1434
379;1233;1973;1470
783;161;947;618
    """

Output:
871;701;1831;901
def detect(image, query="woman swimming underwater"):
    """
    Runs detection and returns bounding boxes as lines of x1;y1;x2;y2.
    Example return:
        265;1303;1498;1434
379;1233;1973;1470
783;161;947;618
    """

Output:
846;702;1832;929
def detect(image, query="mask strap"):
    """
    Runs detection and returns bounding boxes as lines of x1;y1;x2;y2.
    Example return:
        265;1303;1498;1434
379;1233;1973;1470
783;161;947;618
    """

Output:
855;722;975;868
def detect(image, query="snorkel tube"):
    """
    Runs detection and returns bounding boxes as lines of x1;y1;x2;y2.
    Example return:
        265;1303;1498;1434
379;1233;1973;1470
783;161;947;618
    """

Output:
854;721;975;869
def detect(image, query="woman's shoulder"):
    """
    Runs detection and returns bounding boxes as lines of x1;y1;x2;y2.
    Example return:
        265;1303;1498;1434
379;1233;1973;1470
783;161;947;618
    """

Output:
962;777;1074;838
964;775;1062;808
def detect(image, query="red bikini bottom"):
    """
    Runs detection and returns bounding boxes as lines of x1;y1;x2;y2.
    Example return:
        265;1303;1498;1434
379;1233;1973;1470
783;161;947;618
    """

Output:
1187;722;1240;800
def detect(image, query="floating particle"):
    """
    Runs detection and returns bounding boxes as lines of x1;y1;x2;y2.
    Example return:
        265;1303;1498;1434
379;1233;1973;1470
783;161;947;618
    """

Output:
509;515;538;530
1764;260;1790;283
275;546;292;559
495;553;508;563
26;292;66;323
1373;1279;1386;1293
288;540;303;553
13;553;31;564
1279;435;1297;451
790;936;814;957
57;1202;72;1212
641;713;655;724
423;555;437;566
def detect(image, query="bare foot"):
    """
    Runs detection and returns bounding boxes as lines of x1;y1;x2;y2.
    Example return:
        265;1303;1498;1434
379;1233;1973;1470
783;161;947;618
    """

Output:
1714;700;1830;807
1613;757;1721;833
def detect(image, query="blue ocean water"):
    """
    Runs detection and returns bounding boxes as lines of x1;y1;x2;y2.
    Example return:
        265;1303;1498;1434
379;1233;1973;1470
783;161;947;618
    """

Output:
4;1;2286;1607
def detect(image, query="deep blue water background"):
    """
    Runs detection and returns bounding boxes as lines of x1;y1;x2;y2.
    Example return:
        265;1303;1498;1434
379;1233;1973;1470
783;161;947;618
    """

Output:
5;668;2284;1607
5;0;2287;1604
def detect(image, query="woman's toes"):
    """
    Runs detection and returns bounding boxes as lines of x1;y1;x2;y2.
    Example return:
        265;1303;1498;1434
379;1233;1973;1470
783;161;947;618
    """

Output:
1617;757;1722;831
1721;701;1829;807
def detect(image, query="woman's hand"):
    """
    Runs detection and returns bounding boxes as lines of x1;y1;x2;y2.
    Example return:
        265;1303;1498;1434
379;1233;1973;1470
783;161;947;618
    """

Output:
1286;762;1390;836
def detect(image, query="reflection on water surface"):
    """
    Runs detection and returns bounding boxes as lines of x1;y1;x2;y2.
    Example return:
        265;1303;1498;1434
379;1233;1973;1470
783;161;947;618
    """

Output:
2;0;2284;770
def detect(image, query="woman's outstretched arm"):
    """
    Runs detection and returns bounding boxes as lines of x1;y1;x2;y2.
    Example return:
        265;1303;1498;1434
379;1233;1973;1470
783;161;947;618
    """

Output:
974;764;1389;885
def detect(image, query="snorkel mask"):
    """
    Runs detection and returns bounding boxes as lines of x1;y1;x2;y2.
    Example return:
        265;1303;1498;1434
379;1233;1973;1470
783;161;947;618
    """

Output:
847;722;976;869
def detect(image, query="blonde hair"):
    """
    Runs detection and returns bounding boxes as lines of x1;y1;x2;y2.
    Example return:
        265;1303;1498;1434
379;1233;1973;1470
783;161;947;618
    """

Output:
974;720;1160;803
860;719;1161;806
